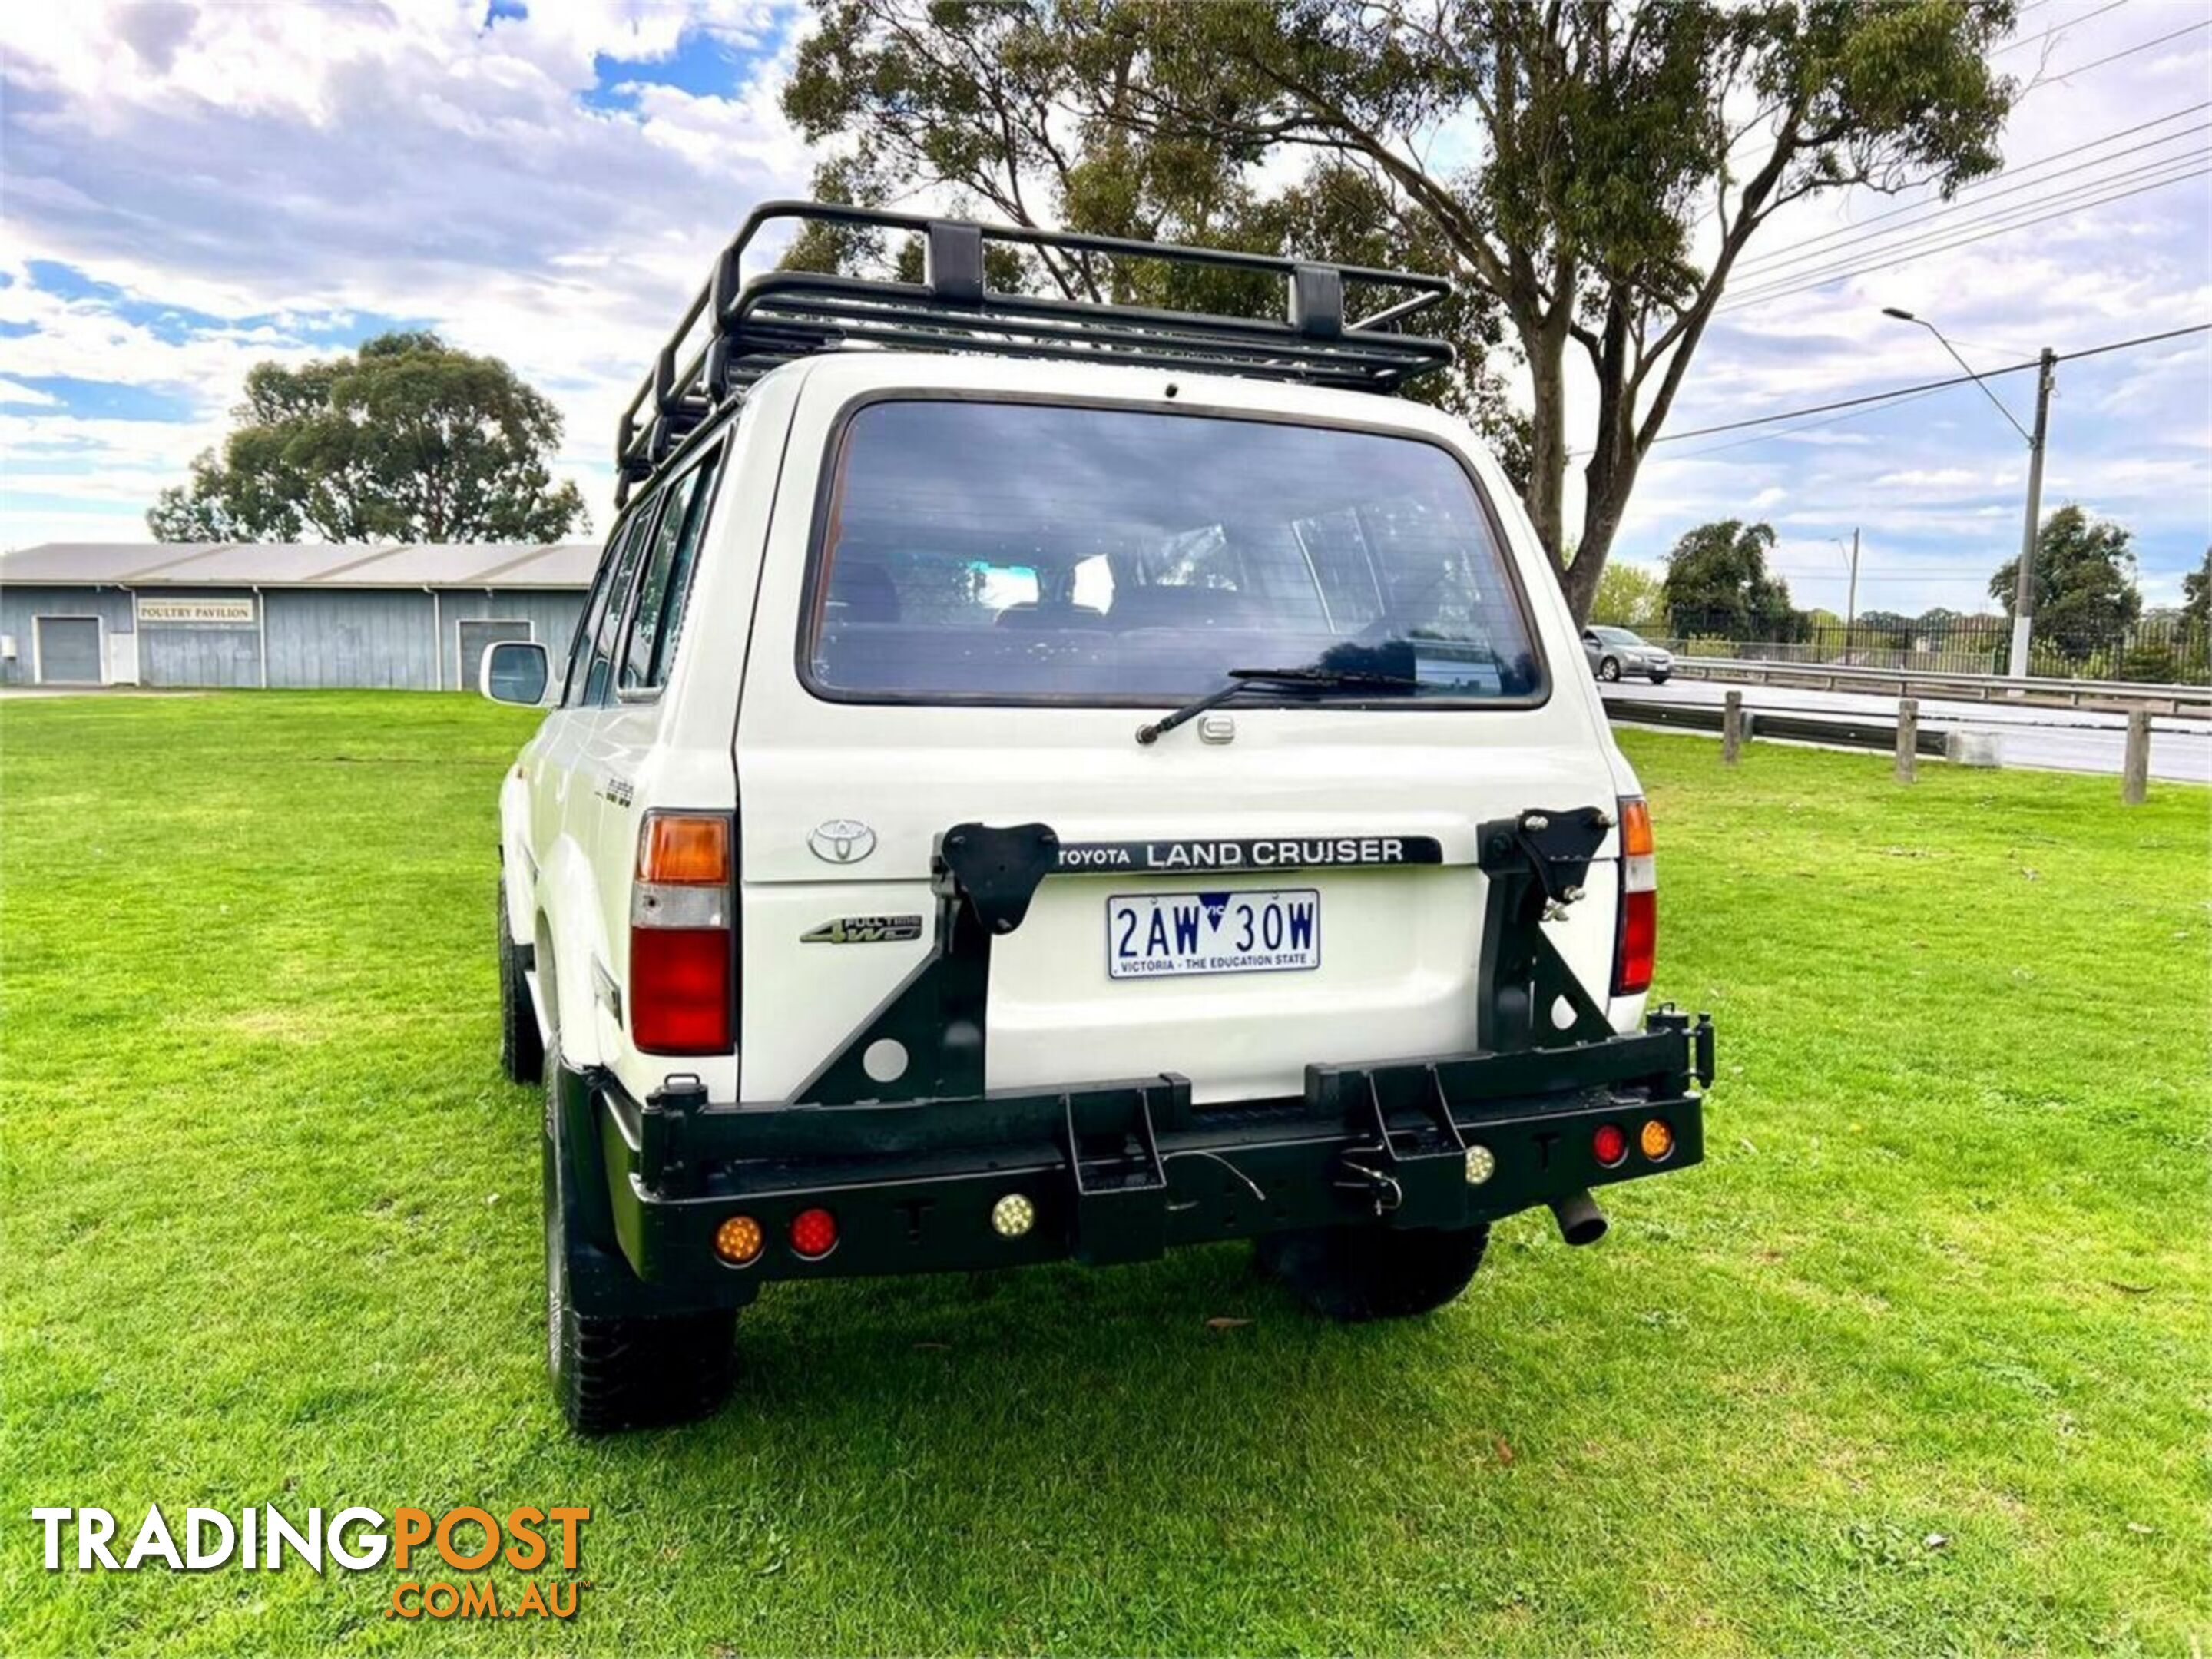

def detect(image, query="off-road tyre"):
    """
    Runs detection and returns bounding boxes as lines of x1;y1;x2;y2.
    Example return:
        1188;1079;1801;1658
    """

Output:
1257;1224;1489;1322
1598;656;1622;682
497;876;545;1087
543;1057;735;1433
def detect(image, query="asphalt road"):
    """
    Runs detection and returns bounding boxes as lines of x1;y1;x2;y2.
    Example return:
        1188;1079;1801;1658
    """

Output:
1602;676;2210;783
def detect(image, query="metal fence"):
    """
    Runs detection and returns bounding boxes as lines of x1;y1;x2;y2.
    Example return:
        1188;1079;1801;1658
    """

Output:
1648;613;2210;684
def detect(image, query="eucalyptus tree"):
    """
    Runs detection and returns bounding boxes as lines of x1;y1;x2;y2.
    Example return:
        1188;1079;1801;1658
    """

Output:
786;0;2014;618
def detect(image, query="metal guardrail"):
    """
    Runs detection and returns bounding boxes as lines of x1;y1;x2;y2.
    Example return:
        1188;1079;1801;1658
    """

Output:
1606;697;1951;757
1668;655;2210;717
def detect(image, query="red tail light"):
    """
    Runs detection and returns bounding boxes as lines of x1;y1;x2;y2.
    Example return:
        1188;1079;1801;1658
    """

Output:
788;1207;839;1260
1613;796;1656;996
631;811;733;1055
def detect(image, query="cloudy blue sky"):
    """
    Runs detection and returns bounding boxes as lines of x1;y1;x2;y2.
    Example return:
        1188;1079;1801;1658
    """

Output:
2;0;2205;612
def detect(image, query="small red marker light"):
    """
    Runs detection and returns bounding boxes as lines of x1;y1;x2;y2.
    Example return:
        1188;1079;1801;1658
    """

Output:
788;1207;839;1260
1593;1124;1628;1167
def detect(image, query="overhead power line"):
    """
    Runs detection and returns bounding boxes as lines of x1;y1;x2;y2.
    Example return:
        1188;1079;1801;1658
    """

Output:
1732;104;2209;278
2041;16;2210;80
1663;383;1954;462
1729;142;2208;290
2035;16;2212;84
1992;0;2131;55
1719;163;2209;311
1647;323;2210;448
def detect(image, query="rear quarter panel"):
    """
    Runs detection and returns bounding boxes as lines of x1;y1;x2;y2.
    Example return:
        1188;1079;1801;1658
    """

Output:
586;371;808;1104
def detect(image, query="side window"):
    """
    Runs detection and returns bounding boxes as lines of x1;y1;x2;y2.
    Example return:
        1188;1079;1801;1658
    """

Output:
643;449;722;687
561;534;626;706
582;498;661;706
619;447;719;693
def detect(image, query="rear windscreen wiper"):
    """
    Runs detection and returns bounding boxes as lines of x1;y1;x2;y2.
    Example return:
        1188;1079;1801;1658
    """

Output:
1134;665;1420;746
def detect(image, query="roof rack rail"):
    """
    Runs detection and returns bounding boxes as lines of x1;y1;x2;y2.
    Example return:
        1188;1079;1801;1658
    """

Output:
613;200;1455;501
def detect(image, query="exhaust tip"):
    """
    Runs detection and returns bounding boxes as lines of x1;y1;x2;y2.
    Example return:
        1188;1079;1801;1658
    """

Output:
1550;1190;1608;1247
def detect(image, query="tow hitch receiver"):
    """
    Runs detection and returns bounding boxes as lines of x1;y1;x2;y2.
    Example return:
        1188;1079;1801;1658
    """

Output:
1061;1078;1177;1265
1328;1069;1471;1224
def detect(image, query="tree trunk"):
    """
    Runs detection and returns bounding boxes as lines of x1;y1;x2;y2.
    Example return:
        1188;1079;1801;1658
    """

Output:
1562;301;1643;625
1518;317;1570;580
1565;475;1634;624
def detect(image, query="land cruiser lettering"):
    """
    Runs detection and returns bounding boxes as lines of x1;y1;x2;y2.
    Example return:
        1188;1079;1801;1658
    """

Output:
1057;836;1426;871
480;202;1713;1433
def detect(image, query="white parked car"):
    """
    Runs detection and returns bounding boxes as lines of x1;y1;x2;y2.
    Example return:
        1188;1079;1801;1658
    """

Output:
482;203;1713;1432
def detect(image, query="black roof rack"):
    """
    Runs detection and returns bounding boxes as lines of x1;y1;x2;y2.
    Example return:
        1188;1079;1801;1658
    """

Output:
613;200;1455;501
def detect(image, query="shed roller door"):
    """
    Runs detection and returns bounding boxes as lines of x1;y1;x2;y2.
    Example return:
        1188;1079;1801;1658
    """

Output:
35;618;101;684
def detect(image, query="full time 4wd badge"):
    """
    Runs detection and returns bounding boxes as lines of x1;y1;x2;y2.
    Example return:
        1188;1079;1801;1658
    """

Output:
801;915;924;945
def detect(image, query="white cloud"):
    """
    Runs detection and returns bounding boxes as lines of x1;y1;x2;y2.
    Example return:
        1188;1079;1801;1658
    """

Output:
0;0;813;546
0;0;2204;614
1873;468;1989;489
0;377;62;408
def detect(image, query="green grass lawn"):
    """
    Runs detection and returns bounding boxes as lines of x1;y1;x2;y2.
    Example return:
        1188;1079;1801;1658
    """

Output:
2;692;2205;1657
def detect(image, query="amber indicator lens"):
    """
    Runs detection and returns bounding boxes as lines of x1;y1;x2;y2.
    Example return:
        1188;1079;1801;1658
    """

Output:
713;1214;764;1266
1641;1119;1675;1161
1619;796;1654;858
637;813;730;884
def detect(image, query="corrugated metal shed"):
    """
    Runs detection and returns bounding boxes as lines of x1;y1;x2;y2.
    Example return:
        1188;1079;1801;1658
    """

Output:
0;541;598;588
0;540;599;690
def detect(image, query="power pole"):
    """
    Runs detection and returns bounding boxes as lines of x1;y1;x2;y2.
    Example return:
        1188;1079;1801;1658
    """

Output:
1846;528;1860;635
1834;529;1861;662
2008;348;2056;679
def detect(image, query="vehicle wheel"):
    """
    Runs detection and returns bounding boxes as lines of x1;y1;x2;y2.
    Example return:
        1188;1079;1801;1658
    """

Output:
497;876;545;1087
1648;671;1671;685
1598;656;1622;682
544;1056;736;1434
1257;1224;1489;1322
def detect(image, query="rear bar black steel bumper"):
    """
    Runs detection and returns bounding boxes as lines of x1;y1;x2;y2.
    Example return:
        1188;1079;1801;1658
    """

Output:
565;1011;1713;1306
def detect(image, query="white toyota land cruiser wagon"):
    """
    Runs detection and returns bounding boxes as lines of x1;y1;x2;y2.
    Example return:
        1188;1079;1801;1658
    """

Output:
482;203;1713;1433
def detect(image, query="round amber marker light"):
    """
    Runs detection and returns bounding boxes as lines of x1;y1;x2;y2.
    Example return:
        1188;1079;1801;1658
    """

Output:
713;1214;764;1266
1640;1119;1674;1161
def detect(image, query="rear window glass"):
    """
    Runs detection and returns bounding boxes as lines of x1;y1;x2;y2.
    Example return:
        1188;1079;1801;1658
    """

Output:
804;400;1541;704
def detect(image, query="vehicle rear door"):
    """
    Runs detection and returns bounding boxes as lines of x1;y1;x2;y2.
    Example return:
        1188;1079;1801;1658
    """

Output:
733;379;1627;1105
